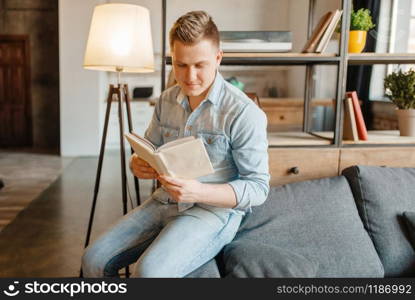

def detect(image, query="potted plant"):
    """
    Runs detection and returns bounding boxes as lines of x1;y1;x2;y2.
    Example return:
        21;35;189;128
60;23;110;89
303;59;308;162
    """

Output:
348;8;375;53
384;69;415;136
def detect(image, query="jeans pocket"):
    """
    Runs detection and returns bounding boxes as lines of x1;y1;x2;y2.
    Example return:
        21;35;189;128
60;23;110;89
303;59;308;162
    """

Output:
182;206;231;230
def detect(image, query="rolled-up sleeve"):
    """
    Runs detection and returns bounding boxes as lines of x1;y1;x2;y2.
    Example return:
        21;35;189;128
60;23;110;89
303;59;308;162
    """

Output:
144;96;163;148
227;103;270;213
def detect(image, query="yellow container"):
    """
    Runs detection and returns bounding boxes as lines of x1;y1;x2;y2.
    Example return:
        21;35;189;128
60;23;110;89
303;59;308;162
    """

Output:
348;30;367;53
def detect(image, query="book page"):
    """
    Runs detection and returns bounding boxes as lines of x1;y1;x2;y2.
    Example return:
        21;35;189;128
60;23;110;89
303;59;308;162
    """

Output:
157;136;195;152
130;132;156;151
153;153;170;176
158;138;214;179
124;133;162;174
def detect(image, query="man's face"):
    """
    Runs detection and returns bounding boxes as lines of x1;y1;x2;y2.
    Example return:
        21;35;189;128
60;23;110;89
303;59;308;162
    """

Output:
171;39;222;98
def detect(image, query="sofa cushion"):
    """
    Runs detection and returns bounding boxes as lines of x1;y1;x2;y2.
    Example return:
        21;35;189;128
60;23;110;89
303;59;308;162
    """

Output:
223;240;318;277
403;211;415;250
185;258;221;278
226;176;384;277
342;166;415;277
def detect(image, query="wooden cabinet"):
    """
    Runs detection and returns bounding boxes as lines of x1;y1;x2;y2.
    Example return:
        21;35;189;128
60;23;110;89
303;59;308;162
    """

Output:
263;106;303;131
268;148;339;186
261;97;333;132
269;146;415;186
339;147;415;173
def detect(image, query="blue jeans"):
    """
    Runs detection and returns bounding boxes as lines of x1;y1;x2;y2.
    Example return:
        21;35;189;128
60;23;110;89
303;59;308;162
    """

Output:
81;196;243;277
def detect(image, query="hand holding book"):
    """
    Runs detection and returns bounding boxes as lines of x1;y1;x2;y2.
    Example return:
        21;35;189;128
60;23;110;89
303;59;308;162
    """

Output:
130;154;158;179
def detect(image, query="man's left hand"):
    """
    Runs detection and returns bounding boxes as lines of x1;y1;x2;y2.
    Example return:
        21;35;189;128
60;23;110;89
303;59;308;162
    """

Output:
158;175;203;203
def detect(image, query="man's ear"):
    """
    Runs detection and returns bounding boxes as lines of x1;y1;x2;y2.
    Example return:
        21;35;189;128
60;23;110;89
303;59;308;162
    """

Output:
216;49;223;68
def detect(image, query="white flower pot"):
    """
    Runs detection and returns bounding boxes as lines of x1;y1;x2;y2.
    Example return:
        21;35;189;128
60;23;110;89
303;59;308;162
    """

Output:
396;109;415;136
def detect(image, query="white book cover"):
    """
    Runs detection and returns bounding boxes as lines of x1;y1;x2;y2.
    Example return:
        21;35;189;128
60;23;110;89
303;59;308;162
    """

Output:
124;132;214;179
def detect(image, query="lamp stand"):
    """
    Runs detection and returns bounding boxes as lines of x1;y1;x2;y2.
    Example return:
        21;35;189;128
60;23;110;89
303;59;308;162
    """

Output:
80;79;140;278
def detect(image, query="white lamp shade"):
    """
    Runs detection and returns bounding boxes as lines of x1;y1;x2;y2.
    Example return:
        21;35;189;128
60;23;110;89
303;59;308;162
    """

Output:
83;3;154;73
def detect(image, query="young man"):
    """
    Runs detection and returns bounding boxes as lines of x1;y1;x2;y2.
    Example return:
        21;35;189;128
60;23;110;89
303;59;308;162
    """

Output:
82;10;269;278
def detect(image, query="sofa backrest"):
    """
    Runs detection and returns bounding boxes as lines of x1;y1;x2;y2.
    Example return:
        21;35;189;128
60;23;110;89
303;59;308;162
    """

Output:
342;166;415;277
228;175;384;277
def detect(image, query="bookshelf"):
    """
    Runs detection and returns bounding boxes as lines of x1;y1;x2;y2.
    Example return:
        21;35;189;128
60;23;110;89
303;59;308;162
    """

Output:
302;130;415;146
268;131;332;147
159;0;415;185
342;131;415;145
348;53;415;65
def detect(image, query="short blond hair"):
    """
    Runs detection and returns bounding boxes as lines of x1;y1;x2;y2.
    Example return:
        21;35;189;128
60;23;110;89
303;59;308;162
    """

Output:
169;11;219;50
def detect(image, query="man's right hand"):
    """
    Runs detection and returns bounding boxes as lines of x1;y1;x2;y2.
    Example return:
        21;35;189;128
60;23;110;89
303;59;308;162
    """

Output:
129;154;158;179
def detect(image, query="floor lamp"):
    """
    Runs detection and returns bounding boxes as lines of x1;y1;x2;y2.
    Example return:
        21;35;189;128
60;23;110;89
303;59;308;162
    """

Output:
80;3;154;278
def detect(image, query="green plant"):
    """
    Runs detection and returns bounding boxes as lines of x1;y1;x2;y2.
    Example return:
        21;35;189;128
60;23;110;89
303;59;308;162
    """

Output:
350;8;375;31
384;69;415;109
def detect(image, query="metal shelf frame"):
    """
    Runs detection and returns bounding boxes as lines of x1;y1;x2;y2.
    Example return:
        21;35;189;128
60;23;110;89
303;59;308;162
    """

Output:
348;54;415;64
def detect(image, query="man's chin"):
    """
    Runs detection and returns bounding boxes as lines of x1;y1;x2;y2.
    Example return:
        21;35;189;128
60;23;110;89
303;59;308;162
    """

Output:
183;88;204;97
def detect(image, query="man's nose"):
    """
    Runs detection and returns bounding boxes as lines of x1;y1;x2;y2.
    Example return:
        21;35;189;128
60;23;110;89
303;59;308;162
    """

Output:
186;67;197;81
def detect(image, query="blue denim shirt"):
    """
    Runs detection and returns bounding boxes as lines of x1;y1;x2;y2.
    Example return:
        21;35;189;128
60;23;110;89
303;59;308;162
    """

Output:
144;72;270;215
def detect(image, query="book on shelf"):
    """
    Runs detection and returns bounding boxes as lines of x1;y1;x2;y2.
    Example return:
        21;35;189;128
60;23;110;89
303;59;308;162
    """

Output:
219;31;292;52
315;9;343;53
302;9;342;54
302;11;334;53
124;132;214;179
343;96;359;141
345;91;368;141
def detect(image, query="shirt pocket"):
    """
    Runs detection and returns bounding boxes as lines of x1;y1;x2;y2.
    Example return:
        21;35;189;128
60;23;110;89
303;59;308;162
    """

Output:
161;125;179;144
197;132;230;167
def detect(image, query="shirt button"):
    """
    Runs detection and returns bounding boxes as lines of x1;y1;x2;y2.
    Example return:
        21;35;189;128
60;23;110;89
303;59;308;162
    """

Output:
207;137;213;144
187;125;192;131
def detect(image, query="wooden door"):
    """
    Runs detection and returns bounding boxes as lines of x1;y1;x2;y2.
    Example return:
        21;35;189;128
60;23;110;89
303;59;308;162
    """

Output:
0;35;32;146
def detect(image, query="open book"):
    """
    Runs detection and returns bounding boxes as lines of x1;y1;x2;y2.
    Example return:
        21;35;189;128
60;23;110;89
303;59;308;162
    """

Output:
124;132;214;179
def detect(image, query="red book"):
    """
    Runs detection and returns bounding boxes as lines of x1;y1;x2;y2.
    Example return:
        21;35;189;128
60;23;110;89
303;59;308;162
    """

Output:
345;91;368;141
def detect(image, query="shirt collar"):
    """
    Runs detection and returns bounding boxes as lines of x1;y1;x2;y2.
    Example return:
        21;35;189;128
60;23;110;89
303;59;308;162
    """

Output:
176;71;224;107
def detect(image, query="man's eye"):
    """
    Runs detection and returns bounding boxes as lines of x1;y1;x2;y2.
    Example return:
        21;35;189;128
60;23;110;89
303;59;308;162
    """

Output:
195;64;204;68
176;64;186;68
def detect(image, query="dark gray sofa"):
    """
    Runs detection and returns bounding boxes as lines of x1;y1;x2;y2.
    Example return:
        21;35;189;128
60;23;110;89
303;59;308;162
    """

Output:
186;165;415;278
